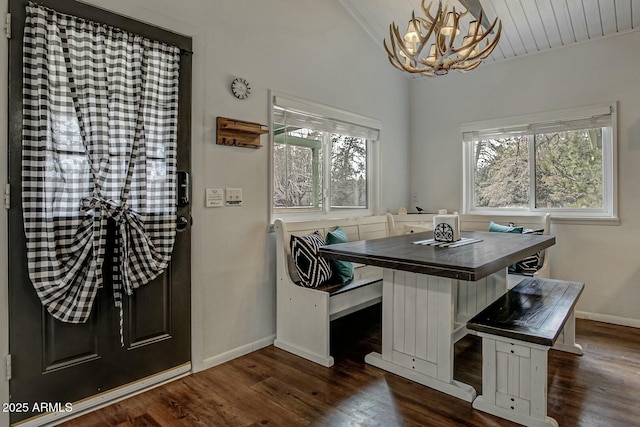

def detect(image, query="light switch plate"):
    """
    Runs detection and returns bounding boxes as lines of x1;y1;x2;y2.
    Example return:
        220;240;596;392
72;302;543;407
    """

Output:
205;188;224;207
225;188;242;206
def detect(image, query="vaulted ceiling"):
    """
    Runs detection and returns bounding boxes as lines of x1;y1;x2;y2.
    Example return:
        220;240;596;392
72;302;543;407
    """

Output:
340;0;640;76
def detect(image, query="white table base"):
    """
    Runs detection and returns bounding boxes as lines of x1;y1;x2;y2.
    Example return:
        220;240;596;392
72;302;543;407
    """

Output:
366;268;508;402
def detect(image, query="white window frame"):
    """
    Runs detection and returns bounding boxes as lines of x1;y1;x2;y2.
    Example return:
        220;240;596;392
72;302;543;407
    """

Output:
269;91;381;223
461;102;618;223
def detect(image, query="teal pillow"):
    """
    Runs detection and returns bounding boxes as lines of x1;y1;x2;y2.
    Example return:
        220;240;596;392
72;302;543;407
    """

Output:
488;221;523;272
489;221;524;234
325;226;354;283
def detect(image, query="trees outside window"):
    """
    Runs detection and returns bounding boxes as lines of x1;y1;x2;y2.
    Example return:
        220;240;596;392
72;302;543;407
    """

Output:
330;134;367;208
271;94;380;220
463;103;616;219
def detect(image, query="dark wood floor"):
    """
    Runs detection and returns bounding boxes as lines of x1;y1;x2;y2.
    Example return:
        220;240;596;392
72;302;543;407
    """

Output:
61;304;640;426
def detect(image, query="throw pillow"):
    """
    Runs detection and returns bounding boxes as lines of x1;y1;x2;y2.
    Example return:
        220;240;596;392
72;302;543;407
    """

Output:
515;252;542;275
488;221;524;233
515;228;545;275
488;221;524;272
325;226;354;283
290;231;333;288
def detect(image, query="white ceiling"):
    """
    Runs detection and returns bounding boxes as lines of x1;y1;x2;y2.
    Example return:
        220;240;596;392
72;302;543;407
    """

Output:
340;0;640;75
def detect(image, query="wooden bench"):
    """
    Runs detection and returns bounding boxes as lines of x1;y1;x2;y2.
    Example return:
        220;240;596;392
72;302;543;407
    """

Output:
467;277;584;427
387;212;552;287
273;216;389;367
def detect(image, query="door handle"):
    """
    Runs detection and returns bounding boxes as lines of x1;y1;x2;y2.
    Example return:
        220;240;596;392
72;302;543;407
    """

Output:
176;215;190;231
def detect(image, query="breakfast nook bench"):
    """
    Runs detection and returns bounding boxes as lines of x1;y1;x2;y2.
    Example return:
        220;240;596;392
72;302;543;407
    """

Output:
467;277;584;427
273;216;389;367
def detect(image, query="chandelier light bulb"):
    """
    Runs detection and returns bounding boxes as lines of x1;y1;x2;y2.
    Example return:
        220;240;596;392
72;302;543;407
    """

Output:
440;12;459;37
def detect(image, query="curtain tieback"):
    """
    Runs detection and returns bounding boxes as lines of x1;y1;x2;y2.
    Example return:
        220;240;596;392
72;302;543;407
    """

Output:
82;195;141;346
82;196;137;224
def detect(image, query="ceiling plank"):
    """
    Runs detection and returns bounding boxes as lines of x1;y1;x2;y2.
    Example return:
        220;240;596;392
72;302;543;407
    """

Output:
614;0;632;31
534;0;564;48
565;0;590;42
519;0;551;50
382;0;411;36
477;0;507;61
550;0;576;45
360;0;392;40
583;0;604;39
483;0;519;57
504;0;540;52
598;0;619;34
634;0;640;29
340;0;386;49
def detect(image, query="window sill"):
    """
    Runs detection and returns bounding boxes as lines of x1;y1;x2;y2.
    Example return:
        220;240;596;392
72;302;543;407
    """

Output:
550;216;620;226
271;210;373;223
463;209;620;226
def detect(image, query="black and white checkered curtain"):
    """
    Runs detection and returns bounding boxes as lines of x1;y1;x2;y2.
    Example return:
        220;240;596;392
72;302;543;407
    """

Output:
21;3;180;336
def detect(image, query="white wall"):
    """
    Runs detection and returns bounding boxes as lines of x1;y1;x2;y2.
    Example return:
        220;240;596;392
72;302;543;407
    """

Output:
409;31;640;326
0;1;410;408
178;0;409;369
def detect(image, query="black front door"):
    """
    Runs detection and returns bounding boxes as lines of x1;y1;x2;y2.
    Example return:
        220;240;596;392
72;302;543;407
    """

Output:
7;0;192;423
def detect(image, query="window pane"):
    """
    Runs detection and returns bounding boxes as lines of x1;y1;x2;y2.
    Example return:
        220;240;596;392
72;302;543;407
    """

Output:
534;129;604;209
273;124;323;212
330;134;367;209
473;137;530;208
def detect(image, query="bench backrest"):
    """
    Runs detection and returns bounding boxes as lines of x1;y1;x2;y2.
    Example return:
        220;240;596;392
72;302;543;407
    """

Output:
274;216;389;283
387;213;551;236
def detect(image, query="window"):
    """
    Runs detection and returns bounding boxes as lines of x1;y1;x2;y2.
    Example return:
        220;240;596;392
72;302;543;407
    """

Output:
270;93;381;220
462;103;617;220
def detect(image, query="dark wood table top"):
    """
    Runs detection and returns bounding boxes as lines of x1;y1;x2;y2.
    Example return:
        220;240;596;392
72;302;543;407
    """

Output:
319;230;555;282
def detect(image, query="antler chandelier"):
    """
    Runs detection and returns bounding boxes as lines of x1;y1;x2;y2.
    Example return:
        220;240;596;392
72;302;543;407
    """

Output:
384;0;502;77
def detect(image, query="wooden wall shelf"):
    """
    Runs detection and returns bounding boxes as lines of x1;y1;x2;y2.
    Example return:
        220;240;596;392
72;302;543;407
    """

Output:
216;117;268;149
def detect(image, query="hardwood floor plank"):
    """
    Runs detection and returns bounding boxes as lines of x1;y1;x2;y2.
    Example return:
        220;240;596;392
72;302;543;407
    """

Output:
59;304;640;427
192;366;309;426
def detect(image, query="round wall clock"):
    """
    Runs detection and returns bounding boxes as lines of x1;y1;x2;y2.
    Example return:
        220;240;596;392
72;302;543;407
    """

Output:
231;77;250;100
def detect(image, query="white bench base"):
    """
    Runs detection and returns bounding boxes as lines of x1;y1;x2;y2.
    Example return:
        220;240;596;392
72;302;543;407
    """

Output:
468;278;584;426
273;279;382;367
274;216;388;367
474;333;558;427
552;310;584;355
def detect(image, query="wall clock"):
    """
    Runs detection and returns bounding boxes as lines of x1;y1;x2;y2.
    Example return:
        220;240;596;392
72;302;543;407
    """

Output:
231;77;250;100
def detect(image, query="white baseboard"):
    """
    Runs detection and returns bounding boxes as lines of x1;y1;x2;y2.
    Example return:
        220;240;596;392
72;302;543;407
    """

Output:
15;363;191;427
576;311;640;329
197;334;276;372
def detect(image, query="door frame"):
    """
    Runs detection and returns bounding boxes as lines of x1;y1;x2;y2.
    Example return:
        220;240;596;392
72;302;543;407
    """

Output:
1;3;10;426
1;1;205;424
